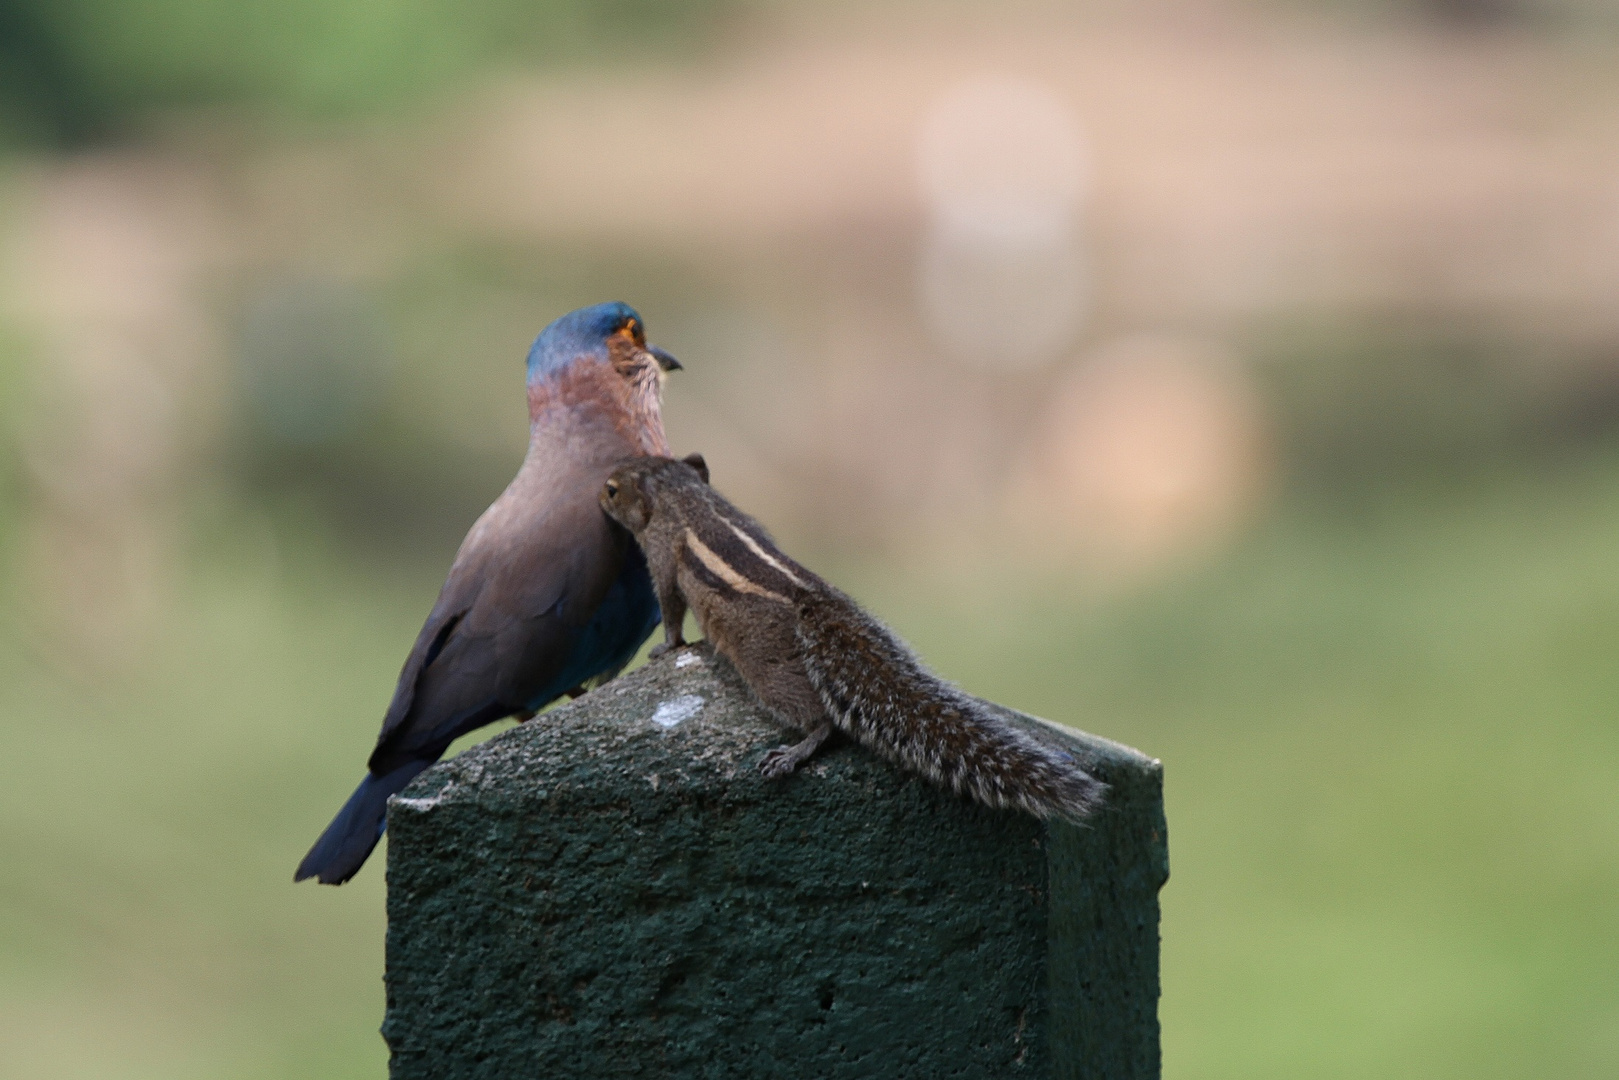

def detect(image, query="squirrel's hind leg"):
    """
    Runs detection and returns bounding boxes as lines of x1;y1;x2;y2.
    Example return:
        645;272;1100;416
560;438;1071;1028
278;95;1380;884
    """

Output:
758;720;833;779
735;643;831;778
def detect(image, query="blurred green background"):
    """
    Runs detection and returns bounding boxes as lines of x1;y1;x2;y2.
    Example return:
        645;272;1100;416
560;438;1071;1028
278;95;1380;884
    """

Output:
2;1;1617;1076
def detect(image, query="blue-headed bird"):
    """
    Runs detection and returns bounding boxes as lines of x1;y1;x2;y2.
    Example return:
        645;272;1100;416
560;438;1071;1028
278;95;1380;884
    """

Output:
295;301;681;885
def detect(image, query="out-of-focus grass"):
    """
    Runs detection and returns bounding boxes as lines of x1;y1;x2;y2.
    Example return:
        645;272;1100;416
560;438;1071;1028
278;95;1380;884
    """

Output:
0;513;411;1079
3;453;1618;1078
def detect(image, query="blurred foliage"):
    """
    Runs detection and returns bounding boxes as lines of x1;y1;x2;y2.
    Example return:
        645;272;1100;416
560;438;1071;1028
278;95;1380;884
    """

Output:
1254;313;1619;496
0;326;23;555
1303;0;1619;27
0;0;733;145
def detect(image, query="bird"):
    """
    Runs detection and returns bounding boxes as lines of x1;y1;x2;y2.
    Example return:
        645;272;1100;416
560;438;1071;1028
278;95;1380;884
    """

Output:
295;301;682;885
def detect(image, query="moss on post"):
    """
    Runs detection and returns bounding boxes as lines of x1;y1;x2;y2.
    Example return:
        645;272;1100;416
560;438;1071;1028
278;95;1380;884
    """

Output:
383;644;1167;1078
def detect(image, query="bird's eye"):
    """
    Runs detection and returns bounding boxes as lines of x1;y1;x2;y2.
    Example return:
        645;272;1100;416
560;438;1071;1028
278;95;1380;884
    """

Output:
604;480;619;498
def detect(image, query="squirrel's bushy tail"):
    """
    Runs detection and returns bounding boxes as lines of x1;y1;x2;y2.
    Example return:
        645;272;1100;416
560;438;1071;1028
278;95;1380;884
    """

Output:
794;591;1105;823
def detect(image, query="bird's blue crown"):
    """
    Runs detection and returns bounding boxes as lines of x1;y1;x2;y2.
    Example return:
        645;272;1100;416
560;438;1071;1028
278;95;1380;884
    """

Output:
526;301;642;383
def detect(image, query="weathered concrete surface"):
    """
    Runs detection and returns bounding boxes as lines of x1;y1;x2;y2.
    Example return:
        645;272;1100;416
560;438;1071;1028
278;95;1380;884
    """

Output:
383;644;1167;1079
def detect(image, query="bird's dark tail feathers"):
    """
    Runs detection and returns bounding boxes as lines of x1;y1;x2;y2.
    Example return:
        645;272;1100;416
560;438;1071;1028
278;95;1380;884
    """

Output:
295;760;432;885
795;591;1106;823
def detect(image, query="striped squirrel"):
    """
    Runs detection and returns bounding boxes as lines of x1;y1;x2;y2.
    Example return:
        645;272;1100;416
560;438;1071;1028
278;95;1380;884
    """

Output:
599;454;1105;823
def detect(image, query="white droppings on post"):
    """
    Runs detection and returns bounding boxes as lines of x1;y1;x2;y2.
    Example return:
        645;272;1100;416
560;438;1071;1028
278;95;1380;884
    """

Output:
392;792;448;812
674;650;702;669
650;694;705;729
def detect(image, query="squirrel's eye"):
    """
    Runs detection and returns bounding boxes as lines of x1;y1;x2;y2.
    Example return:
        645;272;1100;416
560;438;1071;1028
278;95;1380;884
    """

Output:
604;480;619;498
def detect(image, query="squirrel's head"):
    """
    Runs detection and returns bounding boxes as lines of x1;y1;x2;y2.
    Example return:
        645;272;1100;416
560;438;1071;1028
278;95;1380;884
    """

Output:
600;453;710;533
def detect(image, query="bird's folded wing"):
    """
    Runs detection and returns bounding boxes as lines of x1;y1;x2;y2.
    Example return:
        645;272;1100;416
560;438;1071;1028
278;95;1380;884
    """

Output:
367;456;627;771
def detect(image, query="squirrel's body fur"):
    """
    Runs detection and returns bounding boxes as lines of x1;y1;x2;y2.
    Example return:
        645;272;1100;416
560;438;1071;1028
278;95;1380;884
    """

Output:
600;455;1105;823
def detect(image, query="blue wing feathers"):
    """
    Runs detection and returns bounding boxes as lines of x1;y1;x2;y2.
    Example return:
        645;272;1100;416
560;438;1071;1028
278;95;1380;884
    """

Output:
527;543;660;710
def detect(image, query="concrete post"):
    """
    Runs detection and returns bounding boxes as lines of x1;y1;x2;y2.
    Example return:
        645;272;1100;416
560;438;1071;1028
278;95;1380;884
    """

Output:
383;644;1167;1078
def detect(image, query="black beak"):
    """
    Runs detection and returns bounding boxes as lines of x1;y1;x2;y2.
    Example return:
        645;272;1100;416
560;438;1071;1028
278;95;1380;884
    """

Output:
650;345;682;372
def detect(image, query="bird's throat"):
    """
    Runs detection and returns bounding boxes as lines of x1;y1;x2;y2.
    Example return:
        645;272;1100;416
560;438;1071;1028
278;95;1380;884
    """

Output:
527;359;670;456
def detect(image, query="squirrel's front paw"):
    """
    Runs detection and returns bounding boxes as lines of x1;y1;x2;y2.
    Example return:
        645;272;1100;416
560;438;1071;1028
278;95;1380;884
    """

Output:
758;745;802;780
649;641;680;660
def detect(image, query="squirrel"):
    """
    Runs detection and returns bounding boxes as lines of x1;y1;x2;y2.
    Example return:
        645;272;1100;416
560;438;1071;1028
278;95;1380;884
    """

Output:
599;454;1105;823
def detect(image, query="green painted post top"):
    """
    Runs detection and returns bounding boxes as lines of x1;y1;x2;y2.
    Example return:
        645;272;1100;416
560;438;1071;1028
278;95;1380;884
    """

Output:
383;644;1168;1079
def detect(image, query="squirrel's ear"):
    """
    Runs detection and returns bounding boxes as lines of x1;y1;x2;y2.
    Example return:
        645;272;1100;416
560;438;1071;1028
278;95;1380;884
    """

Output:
681;452;710;484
